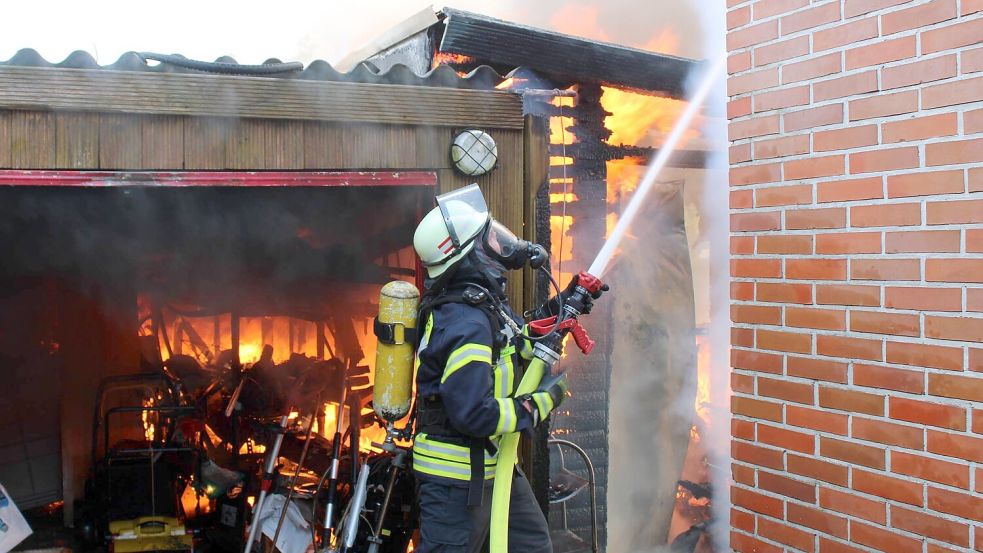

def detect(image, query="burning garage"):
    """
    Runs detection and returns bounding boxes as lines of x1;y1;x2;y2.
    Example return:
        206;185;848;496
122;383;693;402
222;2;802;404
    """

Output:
0;7;720;553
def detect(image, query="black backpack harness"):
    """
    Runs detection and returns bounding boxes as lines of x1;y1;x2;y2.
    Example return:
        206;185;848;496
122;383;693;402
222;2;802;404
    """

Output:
414;284;519;506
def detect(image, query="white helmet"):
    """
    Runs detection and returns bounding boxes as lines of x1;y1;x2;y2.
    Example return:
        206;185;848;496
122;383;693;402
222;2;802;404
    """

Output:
413;184;548;279
413;185;490;278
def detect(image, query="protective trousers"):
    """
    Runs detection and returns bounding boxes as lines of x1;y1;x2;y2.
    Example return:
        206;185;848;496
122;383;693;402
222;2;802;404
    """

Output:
416;472;551;553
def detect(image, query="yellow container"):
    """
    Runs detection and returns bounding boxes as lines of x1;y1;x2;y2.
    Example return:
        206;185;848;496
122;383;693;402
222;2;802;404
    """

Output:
373;280;420;423
109;516;194;552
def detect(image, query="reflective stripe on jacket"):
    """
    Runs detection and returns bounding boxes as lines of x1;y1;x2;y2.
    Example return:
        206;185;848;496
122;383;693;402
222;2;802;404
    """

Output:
412;301;535;483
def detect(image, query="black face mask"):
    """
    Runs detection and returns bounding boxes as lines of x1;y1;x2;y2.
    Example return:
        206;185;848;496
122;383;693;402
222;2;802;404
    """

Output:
480;220;549;271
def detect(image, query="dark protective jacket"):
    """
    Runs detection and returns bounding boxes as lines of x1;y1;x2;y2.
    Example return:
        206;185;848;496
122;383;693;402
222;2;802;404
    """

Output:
412;288;535;484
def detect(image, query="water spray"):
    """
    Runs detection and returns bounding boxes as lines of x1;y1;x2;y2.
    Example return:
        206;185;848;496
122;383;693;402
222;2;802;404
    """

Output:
587;57;725;279
489;57;725;553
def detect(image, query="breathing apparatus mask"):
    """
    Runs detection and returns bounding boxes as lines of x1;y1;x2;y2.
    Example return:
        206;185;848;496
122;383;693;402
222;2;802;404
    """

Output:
430;185;548;282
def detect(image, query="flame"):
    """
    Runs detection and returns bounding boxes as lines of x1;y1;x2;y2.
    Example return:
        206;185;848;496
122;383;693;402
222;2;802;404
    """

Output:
550;193;576;203
642;28;680;54
548;5;680;54
548;5;617;44
157;313;345;366
549;215;574;286
142;396;156;442
495;77;529;90
550;95;577;145
694;335;712;427
181;482;212;517
496;78;516;90
600;87;693;148
238;438;266;455
433;52;474;67
238;342;262;364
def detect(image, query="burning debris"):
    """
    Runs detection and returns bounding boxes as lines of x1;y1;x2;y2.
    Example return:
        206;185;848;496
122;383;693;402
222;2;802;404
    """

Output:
0;5;719;553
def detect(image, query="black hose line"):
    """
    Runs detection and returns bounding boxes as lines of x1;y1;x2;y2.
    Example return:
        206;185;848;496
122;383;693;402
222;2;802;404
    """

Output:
138;52;303;75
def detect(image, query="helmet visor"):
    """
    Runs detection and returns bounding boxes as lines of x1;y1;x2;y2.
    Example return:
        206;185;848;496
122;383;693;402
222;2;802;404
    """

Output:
484;219;522;258
435;184;489;247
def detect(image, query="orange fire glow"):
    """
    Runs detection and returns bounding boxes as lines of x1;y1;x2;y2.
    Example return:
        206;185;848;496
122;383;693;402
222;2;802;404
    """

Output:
433;52;474;67
600;88;694;149
642;28;681;55
180;483;212;517
695;335;712;427
550;95;576;146
495;77;531;90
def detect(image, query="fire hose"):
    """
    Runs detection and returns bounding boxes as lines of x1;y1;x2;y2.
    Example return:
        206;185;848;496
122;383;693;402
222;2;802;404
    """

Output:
489;271;605;553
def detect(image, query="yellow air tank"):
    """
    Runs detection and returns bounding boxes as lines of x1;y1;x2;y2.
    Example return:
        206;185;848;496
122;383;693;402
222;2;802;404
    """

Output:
372;280;420;423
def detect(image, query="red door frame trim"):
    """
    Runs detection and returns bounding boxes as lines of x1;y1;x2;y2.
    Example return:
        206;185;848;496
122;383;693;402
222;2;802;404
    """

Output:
0;170;438;188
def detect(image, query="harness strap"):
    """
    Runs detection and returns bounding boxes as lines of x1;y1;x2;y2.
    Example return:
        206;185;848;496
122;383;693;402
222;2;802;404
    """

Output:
418;287;508;364
418;397;495;505
468;439;484;506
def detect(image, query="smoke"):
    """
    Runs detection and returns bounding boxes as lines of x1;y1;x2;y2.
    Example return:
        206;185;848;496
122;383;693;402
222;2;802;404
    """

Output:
597;2;729;552
692;0;731;547
0;186;422;317
605;179;699;550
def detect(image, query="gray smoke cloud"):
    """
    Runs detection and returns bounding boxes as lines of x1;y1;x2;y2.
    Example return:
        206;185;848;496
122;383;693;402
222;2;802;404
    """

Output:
606;179;699;550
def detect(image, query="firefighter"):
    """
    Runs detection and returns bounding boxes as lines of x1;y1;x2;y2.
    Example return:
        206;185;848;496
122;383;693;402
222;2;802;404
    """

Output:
410;185;603;553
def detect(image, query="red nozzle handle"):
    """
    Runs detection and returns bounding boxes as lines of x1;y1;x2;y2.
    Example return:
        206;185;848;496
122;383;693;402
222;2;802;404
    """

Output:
569;322;595;355
527;315;595;355
576;271;604;296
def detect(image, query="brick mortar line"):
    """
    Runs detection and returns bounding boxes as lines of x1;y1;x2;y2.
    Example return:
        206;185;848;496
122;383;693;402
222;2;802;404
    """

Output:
731;301;981;317
745;34;965;74
743;489;983;545
777;378;982;407
727;250;983;258
737;119;983;158
729;188;981;207
728;128;983;165
728;143;983;172
731;353;982;384
733;393;981;424
727;58;983;114
727;3;983;53
733;403;981;443
728;82;983;123
731;421;983;476
728;228;983;239
730;0;980;31
729;330;982;355
728;274;983;282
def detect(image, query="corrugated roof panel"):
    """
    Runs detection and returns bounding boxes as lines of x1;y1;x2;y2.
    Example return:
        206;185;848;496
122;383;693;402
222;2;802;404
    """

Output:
439;8;699;97
0;48;512;90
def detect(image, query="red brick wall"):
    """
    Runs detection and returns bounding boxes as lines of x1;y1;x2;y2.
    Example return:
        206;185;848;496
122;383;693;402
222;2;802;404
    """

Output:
726;1;982;551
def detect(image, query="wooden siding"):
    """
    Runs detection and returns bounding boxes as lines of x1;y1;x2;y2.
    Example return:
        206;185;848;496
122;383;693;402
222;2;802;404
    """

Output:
0;66;523;129
0;108;530;308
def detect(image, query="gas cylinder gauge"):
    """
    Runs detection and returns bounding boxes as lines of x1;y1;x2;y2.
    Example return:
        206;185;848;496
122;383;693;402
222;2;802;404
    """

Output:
450;129;498;176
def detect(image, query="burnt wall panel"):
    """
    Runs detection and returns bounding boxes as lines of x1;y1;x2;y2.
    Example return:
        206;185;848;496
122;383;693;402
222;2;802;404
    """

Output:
545;84;612;549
